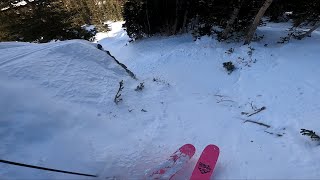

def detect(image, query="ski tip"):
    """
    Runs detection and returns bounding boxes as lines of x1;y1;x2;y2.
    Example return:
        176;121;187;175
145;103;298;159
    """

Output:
204;144;220;156
189;144;220;180
179;144;196;157
205;144;220;153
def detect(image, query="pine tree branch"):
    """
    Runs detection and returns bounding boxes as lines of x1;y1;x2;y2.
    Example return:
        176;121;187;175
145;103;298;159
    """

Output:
300;129;320;141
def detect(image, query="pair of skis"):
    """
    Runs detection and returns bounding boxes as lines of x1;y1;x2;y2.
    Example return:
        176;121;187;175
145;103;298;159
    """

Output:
145;144;219;180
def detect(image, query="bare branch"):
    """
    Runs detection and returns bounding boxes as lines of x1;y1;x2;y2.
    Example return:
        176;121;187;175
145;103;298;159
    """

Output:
248;106;266;117
243;119;271;128
114;80;124;104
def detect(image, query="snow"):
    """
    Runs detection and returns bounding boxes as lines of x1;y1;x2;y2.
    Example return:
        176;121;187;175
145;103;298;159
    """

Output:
83;25;96;32
1;0;37;11
1;7;10;11
1;21;320;179
145;148;191;179
96;21;127;39
12;0;29;7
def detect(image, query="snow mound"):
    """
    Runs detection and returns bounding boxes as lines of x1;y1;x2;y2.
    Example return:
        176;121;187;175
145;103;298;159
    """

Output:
0;40;147;179
0;40;131;108
0;39;173;179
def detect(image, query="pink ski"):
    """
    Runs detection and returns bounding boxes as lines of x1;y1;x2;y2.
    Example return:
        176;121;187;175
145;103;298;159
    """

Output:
145;144;195;179
190;144;220;180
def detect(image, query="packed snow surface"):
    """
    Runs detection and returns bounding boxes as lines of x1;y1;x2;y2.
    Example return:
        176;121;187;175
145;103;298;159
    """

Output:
1;22;320;179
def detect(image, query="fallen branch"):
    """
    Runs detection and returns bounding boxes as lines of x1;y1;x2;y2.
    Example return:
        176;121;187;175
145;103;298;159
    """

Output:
242;104;266;117
247;106;266;117
300;129;320;141
295;22;320;40
105;50;137;80
264;130;283;137
97;44;137;80
114;80;124;104
243;119;271;128
214;94;230;98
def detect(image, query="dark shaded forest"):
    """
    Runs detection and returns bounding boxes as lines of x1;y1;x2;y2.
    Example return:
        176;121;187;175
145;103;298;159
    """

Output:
0;0;319;44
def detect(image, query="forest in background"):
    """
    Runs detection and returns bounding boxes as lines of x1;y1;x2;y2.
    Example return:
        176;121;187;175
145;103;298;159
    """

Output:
0;0;319;44
0;0;123;42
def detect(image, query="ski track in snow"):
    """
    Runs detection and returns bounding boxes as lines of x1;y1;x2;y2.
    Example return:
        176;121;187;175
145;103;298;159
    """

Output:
0;22;320;179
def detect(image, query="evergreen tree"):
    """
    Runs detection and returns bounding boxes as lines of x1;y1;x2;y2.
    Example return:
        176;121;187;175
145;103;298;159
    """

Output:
123;0;147;40
266;0;289;22
123;0;194;40
60;0;123;32
122;0;265;41
0;0;95;42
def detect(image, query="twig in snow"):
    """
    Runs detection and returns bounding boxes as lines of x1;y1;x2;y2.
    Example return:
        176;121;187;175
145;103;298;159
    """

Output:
264;130;283;137
247;106;266;117
135;82;145;91
225;48;234;54
217;99;235;103
243;119;271;128
242;102;266;117
214;94;229;98
215;93;234;104
153;77;170;86
300;129;320;141
114;80;124;104
250;101;257;111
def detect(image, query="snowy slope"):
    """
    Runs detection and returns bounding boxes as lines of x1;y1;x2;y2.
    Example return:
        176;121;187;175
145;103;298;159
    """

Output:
1;22;320;180
97;22;320;179
0;40;148;179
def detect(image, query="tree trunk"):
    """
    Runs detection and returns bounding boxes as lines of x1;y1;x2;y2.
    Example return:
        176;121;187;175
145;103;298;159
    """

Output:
145;0;151;35
296;22;320;40
181;8;189;33
244;0;273;45
172;0;179;34
221;0;242;40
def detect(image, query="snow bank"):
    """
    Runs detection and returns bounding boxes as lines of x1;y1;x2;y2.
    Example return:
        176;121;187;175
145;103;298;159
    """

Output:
0;40;147;179
0;40;131;109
